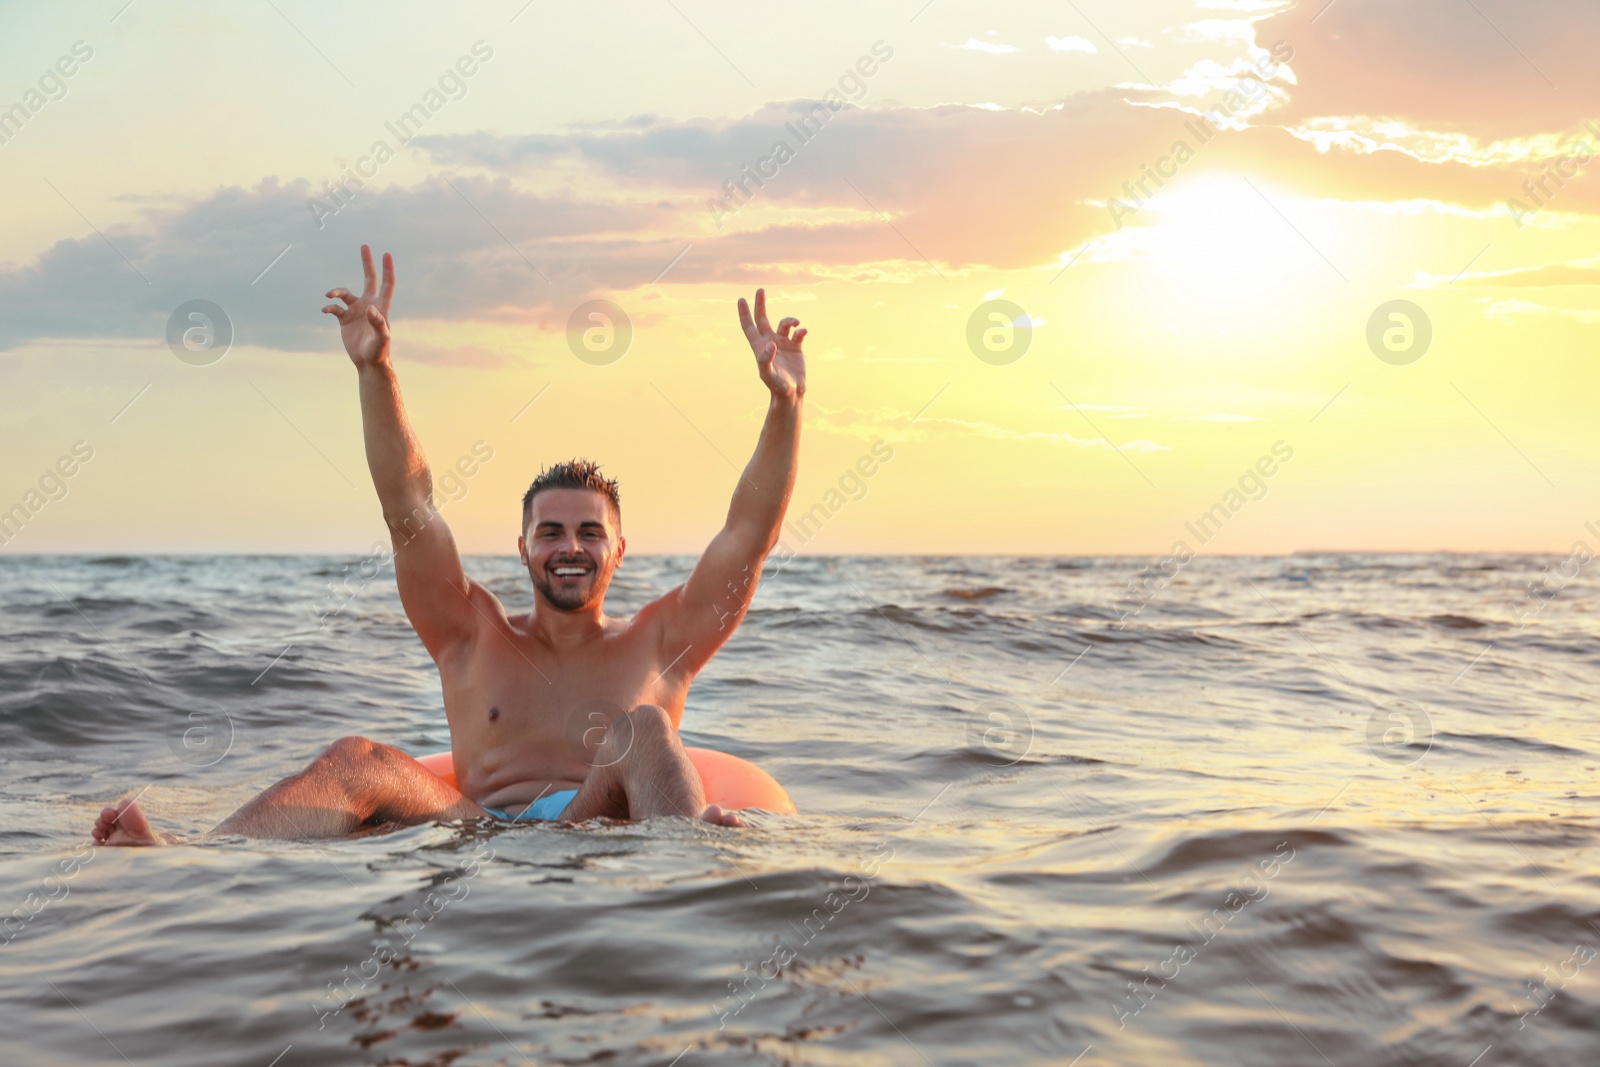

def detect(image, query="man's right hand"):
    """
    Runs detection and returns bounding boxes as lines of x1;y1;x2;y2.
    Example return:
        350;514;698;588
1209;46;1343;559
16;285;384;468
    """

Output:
322;244;395;368
326;243;483;660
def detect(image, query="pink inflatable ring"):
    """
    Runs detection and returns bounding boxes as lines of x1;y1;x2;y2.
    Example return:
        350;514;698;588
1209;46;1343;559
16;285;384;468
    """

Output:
414;747;796;815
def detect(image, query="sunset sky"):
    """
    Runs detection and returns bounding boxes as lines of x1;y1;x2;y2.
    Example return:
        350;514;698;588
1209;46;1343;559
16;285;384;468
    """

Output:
1;0;1597;555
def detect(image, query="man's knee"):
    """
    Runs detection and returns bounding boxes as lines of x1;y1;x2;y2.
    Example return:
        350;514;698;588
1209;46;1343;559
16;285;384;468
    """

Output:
320;736;378;768
594;705;676;766
311;736;420;821
626;704;674;737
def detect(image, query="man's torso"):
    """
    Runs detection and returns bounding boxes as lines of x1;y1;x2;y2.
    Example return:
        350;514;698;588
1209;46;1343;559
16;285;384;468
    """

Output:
437;592;691;810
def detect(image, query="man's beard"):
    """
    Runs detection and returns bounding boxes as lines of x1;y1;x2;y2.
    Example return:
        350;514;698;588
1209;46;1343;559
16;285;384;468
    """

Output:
532;559;607;611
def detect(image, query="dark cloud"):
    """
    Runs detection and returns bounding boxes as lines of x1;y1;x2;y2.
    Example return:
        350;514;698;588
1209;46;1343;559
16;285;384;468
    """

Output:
1;99;1166;354
0;175;682;355
418;92;1197;269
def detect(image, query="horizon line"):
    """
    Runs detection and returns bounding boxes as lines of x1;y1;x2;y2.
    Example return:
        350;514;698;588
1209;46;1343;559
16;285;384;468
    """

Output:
0;549;1579;559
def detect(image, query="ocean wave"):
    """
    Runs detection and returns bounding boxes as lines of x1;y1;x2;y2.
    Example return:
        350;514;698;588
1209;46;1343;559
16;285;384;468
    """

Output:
2;554;1598;1065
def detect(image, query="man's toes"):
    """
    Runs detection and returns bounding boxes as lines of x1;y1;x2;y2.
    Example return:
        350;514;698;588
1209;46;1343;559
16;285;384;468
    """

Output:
97;798;163;846
91;806;119;842
701;804;745;828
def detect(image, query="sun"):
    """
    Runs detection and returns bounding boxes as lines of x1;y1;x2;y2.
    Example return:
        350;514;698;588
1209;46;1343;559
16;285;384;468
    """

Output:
1132;174;1344;329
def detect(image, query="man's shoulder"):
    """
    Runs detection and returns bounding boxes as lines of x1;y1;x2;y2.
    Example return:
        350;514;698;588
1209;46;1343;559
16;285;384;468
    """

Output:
605;585;694;648
627;583;688;627
462;576;510;618
428;578;510;656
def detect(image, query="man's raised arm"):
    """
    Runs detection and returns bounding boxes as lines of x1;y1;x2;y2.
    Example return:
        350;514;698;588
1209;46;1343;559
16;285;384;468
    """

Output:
660;289;806;668
322;245;481;659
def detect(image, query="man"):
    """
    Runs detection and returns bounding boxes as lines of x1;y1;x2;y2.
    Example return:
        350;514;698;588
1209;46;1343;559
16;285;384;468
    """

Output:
92;245;806;845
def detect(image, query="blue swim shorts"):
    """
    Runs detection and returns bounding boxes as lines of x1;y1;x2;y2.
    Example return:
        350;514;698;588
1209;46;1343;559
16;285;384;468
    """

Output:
482;789;579;822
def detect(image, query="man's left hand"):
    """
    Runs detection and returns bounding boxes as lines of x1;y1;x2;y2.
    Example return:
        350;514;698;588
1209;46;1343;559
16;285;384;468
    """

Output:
737;288;807;401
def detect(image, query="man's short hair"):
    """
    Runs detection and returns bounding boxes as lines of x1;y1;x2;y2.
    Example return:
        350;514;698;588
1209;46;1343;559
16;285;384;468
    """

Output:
521;459;621;532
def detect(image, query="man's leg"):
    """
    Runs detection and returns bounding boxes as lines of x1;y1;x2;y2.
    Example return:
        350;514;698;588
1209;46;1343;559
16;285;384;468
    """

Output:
559;705;742;827
91;736;486;846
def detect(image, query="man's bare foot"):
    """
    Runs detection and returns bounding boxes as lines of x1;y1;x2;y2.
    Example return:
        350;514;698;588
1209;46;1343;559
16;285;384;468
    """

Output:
701;804;745;828
91;798;169;847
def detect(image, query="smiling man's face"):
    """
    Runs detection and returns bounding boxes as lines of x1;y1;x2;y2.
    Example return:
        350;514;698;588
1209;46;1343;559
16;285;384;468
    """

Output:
518;487;625;612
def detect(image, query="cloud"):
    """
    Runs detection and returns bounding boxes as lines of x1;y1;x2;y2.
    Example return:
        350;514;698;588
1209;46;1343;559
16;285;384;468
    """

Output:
1484;299;1600;324
6;79;1593;357
1422;258;1600;288
1177;19;1258;45
1255;0;1599;141
1164;56;1293;121
422;91;1311;269
0;175;683;354
1046;36;1097;54
1282;116;1600;169
7;0;1600;354
949;38;1020;55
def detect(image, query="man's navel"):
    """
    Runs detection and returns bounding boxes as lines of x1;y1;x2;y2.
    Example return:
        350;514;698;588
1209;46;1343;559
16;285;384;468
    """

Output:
488;705;500;722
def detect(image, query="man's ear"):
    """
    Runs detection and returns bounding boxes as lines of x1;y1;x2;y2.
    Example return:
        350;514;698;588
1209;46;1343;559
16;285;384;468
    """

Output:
517;535;528;566
616;535;626;565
